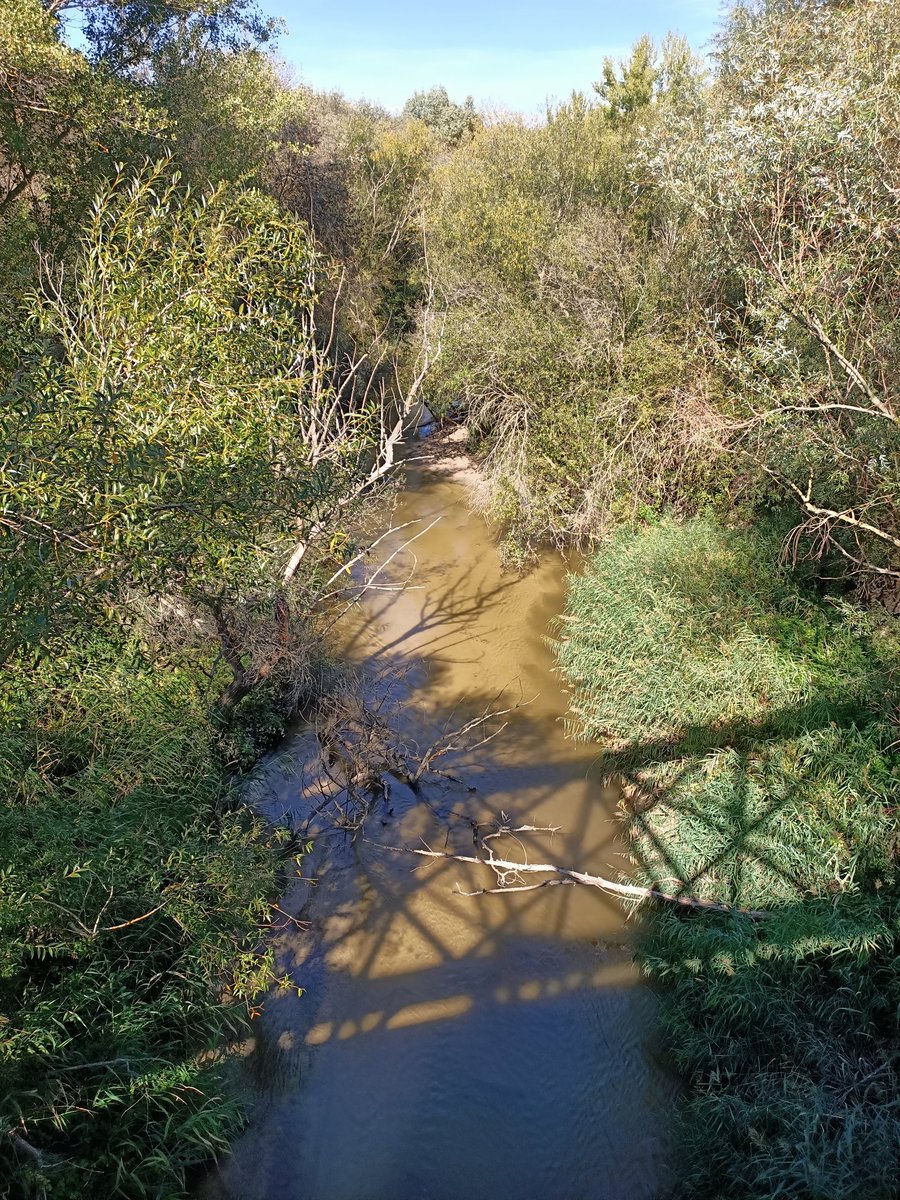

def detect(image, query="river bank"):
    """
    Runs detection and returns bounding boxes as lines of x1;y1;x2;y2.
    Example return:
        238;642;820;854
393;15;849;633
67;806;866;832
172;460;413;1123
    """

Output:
201;462;676;1200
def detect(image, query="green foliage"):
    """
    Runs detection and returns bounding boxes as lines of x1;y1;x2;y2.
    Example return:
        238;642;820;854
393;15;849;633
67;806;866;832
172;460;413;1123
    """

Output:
0;0;160;284
626;720;899;909
633;716;900;1200
429;101;617;289
1;161;378;654
0;8;426;1199
262;89;431;343
425;79;720;550
645;894;900;1200
155;48;304;189
558;517;895;743
594;33;701;128
557;515;900;1198
0;628;285;1197
644;0;900;576
78;0;277;74
432;291;724;545
0;97;399;1193
346;118;432;336
0;0;288;328
401;86;477;147
594;34;658;124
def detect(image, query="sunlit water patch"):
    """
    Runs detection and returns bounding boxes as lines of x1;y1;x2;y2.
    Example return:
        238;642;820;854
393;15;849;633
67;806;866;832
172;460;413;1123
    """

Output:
200;467;675;1200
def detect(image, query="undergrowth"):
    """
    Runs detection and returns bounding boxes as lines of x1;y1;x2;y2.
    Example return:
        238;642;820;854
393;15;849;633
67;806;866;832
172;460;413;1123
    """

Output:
0;628;296;1198
556;516;900;1200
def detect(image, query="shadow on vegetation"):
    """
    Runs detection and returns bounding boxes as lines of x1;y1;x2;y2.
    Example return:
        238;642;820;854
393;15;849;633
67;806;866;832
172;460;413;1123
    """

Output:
588;695;899;1199
214;477;898;1200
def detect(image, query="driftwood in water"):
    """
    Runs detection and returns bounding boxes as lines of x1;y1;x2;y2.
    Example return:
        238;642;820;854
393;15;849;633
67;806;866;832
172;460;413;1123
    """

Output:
380;822;770;919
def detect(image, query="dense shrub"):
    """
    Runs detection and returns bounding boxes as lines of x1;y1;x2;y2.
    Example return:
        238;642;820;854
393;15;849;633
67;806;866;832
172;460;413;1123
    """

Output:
422;69;726;551
0;631;292;1197
0;7;420;1197
643;0;900;579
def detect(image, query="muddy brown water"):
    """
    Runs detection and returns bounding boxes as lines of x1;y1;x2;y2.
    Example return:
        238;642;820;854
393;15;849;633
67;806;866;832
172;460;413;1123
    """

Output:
203;466;675;1200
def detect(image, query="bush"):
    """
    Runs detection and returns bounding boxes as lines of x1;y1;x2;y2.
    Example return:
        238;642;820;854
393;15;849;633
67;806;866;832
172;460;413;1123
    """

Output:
424;89;725;550
0;631;285;1198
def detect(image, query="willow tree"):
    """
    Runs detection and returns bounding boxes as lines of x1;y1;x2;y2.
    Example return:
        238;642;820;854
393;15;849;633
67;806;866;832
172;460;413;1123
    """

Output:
0;0;155;223
1;161;407;700
0;0;159;374
0;0;287;296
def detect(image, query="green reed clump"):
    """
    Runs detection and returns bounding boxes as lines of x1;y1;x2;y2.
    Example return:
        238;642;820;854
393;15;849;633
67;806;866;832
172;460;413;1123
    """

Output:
556;516;900;1199
557;516;895;744
0;631;285;1199
645;893;900;1199
624;722;899;909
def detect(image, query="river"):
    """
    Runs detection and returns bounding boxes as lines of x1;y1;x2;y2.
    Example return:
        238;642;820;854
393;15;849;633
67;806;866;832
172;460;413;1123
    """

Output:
201;459;675;1200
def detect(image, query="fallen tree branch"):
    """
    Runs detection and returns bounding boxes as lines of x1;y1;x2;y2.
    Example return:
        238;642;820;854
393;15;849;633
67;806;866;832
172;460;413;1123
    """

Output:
375;838;770;918
410;692;535;783
456;878;572;896
310;517;435;602
315;516;443;633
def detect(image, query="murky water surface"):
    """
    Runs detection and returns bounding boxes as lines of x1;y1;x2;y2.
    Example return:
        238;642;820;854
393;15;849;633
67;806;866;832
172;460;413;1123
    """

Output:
205;468;674;1200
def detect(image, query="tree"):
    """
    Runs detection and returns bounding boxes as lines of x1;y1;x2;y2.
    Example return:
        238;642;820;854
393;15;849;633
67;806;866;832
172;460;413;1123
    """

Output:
424;71;721;552
50;0;276;73
0;0;157;275
153;46;304;188
646;0;900;581
402;86;478;146
0;162;403;687
594;34;657;125
0;0;286;282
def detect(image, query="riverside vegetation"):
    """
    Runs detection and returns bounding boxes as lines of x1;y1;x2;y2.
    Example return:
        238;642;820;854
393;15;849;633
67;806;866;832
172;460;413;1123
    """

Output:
1;1;898;1197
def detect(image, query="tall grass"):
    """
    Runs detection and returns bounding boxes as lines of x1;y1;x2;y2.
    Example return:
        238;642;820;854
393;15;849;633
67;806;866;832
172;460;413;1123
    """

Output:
557;516;895;745
556;516;900;1199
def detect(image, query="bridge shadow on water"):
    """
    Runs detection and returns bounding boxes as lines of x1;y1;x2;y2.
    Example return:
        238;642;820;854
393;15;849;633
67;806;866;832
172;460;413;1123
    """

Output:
206;471;898;1200
205;487;680;1199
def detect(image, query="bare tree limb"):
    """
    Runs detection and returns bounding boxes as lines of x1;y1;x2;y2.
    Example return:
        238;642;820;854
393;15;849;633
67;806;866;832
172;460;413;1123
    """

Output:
375;830;770;919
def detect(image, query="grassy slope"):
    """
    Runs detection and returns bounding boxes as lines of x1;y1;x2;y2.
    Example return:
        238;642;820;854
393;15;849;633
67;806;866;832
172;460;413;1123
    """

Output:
556;517;900;1199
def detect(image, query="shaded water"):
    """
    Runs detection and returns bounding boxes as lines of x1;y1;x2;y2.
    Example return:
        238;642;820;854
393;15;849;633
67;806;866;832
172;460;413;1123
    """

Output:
205;466;675;1200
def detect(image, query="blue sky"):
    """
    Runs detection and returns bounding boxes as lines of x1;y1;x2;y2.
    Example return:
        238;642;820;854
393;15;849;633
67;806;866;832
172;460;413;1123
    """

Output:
269;1;725;114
